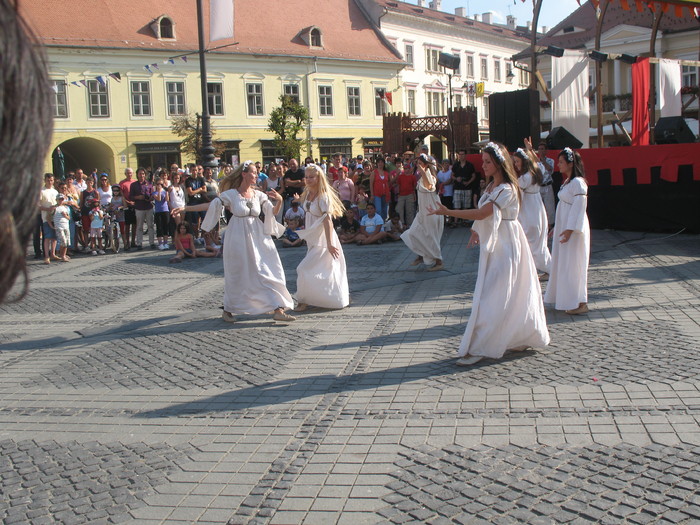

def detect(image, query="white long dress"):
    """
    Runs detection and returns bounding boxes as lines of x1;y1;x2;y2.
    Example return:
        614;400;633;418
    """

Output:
401;174;444;265
544;177;590;311
459;183;550;359
518;172;551;274
201;189;293;315
295;195;349;309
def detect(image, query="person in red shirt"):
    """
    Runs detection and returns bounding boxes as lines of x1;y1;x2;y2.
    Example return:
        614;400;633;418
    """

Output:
394;162;418;226
370;157;391;220
118;167;137;250
327;153;346;182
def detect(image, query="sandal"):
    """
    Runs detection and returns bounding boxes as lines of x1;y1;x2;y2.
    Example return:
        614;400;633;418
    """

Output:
273;311;296;322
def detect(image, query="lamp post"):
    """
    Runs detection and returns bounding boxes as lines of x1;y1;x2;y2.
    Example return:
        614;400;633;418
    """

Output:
196;0;217;168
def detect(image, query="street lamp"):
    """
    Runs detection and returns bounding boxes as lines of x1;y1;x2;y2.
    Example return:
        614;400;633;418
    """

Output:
196;0;217;168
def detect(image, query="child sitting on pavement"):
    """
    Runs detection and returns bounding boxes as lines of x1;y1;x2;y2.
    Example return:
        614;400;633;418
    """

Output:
355;203;387;245
383;211;405;242
170;221;219;263
281;217;304;248
338;206;361;244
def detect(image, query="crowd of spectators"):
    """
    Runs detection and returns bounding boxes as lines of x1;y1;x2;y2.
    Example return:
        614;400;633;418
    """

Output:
33;148;485;263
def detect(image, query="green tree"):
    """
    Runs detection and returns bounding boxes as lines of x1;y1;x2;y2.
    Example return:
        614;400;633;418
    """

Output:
268;95;310;161
171;113;225;164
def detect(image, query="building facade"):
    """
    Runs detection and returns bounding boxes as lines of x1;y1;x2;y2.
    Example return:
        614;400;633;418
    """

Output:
23;0;404;179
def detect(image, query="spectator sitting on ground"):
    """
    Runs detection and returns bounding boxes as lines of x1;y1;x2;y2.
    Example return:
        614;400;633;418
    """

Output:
284;199;305;222
355;203;387;245
281;217;303;248
170;222;218;263
383;212;405;242
338;206;361;244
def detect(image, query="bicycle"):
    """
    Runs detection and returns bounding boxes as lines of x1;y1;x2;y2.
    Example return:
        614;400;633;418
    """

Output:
102;206;122;253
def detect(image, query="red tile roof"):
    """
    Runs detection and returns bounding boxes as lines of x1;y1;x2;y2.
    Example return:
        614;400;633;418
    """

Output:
539;0;699;48
371;0;532;43
20;0;404;64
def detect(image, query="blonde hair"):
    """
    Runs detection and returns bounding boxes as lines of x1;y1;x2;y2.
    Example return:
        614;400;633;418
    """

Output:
219;162;254;192
301;164;345;218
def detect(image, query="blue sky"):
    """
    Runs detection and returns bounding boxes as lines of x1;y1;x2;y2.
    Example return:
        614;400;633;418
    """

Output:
439;0;584;32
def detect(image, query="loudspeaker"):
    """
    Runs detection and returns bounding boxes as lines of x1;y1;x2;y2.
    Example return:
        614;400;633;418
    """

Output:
488;89;540;152
546;126;583;150
438;52;460;71
654;116;696;144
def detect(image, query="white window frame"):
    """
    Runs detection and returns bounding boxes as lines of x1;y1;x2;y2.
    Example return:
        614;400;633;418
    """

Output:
51;79;69;118
374;87;388;116
207;82;224;116
404;43;414;69
480;57;489;81
407;89;416;114
130;80;152;117
246;82;264;116
318;85;333;116
347;86;361;117
283;83;300;104
166;81;186;116
466;54;474;78
87;79;109;118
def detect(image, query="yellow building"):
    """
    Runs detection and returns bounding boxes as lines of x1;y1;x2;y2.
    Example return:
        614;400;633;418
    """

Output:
23;0;404;180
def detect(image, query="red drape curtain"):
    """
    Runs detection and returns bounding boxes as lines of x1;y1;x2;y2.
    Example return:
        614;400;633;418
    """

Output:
631;58;650;146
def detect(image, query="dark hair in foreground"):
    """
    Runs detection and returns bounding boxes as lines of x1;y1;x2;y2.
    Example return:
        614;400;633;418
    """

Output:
558;148;586;180
0;0;53;303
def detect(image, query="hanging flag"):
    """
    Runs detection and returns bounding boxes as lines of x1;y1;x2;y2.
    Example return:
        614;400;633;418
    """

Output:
109;72;121;82
79;80;87;87
475;82;485;97
96;76;107;87
144;65;152;73
71;81;81;87
164;58;175;65
50;84;59;93
181;56;188;63
151;63;159;70
385;92;393;105
210;0;234;42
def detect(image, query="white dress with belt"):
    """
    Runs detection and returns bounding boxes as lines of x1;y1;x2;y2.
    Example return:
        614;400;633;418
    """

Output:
201;189;293;315
517;172;551;274
295;195;349;309
544;177;590;311
459;183;550;359
400;174;444;266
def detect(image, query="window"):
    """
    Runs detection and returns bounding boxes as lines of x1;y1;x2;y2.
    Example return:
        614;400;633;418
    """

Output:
166;81;186;116
482;96;489;122
347;86;361;116
454;94;462;108
319;85;333;116
426;48;441;73
260;140;284;165
506;63;513;83
87;80;109;118
407;89;416;114
682;65;697;87
453;51;462;76
246;83;263;116
494;60;501;82
160;17;174;39
466;55;474;78
130;81;151;117
404;44;414;68
51;80;68;118
425;92;444;116
375;88;387;116
207;82;223;115
318;138;352;159
310;28;322;47
481;58;488;80
467;94;475;107
284;83;300;104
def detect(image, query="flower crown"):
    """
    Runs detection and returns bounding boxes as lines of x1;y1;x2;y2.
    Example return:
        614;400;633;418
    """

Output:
243;160;254;169
418;153;433;164
484;142;506;164
515;147;528;159
562;147;574;162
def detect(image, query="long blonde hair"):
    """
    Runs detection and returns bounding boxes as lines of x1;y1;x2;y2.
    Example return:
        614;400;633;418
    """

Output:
301;164;345;218
219;161;254;192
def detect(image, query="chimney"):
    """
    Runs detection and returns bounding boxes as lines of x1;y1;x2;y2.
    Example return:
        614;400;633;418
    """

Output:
482;12;492;24
473;13;480;21
506;15;516;29
542;25;548;34
526;20;532;31
455;7;467;17
429;0;442;10
417;0;425;6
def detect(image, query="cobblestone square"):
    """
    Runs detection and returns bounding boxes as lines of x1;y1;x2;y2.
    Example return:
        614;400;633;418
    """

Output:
1;228;699;524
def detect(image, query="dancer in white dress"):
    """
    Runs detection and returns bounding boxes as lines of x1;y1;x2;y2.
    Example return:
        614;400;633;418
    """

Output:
294;164;349;311
401;153;445;271
513;148;551;275
428;142;550;366
196;161;295;323
544;148;590;315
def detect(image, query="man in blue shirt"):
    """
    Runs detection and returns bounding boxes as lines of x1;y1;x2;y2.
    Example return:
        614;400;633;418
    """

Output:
356;203;387;245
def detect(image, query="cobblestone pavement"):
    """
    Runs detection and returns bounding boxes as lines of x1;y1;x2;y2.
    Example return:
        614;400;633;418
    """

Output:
1;228;700;524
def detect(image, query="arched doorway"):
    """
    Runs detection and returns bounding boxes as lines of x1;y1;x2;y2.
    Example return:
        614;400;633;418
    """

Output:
55;137;116;181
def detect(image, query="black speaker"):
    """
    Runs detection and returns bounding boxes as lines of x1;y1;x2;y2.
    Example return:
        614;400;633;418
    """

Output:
546;126;583;150
438;52;460;71
654;116;696;144
488;89;540;152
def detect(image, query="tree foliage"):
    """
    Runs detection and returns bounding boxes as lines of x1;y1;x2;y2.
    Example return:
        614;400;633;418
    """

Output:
171;113;225;164
267;95;310;161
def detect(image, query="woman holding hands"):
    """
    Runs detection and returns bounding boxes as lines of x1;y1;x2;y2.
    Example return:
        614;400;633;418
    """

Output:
294;164;349;311
428;142;549;365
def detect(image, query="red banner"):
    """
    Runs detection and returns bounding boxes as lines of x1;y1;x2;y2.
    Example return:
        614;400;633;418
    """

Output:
632;58;650;146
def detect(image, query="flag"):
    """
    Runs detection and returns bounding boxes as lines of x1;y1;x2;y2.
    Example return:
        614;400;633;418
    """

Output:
71;81;81;87
210;0;234;41
96;76;107;87
181;56;188;63
79;80;87;87
475;82;485;97
50;83;59;93
151;63;159;70
109;72;121;82
385;92;393;105
144;65;152;73
164;58;175;65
